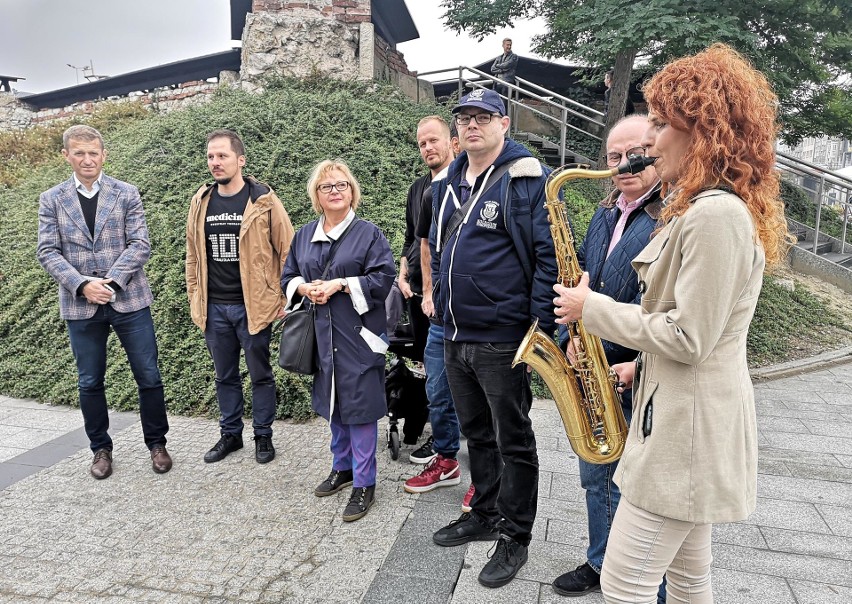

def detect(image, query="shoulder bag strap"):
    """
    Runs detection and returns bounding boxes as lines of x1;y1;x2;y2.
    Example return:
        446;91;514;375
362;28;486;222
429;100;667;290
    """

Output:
441;159;518;248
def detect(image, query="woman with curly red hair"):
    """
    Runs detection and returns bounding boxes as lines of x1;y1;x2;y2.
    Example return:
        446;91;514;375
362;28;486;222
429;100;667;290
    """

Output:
553;44;790;602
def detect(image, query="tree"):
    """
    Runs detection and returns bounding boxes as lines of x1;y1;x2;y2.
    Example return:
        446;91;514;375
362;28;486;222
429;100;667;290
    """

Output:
440;0;852;148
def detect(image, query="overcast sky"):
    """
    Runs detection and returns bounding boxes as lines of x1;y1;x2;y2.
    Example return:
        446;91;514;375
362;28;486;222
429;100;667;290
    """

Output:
0;0;555;94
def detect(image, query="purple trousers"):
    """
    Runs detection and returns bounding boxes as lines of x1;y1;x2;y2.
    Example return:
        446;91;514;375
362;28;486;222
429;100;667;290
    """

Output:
329;412;378;488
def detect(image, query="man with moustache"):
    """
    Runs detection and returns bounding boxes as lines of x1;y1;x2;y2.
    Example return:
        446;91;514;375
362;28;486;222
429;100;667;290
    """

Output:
186;129;294;465
429;89;558;588
37;125;171;479
551;114;665;602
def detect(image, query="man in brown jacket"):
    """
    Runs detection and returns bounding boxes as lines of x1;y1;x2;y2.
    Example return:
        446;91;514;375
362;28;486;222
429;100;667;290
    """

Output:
186;129;294;464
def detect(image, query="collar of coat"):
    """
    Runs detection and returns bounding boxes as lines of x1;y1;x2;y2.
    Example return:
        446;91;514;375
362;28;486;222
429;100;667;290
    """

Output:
599;180;663;220
195;176;272;205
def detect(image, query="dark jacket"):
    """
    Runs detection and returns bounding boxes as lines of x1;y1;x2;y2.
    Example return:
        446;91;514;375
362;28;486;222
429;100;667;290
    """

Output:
491;52;519;83
430;139;557;342
558;183;662;365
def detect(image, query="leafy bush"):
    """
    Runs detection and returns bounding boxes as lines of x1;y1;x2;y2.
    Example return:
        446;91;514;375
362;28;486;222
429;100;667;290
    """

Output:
0;79;447;420
782;176;852;245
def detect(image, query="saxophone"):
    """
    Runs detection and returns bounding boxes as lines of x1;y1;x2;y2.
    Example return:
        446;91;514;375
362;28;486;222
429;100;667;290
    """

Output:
512;155;656;464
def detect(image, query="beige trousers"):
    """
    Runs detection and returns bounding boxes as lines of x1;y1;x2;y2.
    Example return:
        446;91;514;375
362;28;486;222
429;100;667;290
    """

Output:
601;497;713;603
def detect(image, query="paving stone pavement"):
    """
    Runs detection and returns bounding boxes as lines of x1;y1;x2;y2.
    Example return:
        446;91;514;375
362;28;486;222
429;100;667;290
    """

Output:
0;360;850;603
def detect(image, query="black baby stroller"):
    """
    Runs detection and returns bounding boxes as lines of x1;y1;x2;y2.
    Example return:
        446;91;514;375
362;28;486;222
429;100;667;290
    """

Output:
384;283;429;460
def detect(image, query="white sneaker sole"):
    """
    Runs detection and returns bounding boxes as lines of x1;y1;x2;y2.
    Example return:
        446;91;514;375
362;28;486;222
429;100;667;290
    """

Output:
403;475;461;494
409;452;438;464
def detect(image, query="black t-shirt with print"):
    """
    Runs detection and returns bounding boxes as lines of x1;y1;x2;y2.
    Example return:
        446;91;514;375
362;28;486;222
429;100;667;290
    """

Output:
205;183;249;304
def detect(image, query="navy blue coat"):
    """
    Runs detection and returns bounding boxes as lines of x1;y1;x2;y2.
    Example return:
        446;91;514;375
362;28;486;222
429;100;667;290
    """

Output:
281;217;395;424
558;184;662;366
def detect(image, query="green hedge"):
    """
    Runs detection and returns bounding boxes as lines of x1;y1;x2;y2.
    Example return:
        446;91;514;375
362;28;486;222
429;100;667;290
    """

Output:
0;79;849;420
0;79;448;421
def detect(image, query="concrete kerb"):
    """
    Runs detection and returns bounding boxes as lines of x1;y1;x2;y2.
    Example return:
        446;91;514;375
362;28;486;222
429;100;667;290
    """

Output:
750;345;852;381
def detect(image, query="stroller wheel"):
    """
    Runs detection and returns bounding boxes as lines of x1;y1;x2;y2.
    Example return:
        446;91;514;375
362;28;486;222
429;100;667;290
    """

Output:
388;427;400;460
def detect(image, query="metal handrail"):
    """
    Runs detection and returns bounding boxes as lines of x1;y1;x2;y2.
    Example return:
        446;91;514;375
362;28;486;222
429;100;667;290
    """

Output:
414;65;604;166
776;152;852;255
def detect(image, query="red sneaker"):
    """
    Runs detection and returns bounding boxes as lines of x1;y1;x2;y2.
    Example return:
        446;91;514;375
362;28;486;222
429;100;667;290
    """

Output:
404;454;461;493
461;483;475;513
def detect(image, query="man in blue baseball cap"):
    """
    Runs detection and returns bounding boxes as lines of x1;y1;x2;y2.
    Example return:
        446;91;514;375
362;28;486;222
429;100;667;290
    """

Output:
427;87;559;589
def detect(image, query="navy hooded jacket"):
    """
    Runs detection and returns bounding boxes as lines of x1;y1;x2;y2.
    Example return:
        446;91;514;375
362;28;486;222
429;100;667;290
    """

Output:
429;139;558;342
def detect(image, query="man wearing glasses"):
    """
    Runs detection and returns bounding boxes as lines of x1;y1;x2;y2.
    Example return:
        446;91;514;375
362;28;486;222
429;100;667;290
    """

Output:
186;129;294;465
428;88;557;588
551;114;665;601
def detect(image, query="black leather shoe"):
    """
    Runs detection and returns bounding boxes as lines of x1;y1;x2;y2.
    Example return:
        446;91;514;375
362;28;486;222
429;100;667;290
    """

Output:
90;448;112;479
552;562;601;596
433;512;499;547
203;434;243;463
478;535;529;588
150;445;172;474
342;485;375;522
314;469;354;497
254;434;275;464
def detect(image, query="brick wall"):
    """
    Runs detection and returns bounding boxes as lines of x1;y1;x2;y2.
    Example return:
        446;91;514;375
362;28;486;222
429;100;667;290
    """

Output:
0;79;223;131
252;0;370;23
374;33;412;76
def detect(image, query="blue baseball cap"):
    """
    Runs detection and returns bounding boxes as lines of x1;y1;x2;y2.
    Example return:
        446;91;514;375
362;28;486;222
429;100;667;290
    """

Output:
452;88;507;116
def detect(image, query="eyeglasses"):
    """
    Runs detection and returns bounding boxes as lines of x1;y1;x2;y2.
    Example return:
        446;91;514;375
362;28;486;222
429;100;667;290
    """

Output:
317;181;350;194
455;113;499;126
606;147;646;167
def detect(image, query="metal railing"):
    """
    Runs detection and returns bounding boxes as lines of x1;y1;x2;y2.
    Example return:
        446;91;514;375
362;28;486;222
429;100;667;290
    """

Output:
414;67;852;262
415;65;603;166
776;150;852;255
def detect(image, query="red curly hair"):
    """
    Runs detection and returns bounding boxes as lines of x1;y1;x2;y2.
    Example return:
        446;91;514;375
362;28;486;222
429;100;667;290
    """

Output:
643;43;789;265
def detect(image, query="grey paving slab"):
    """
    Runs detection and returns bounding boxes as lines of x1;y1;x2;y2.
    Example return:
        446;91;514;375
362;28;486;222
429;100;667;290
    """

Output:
743;498;831;533
713;543;852;587
817;503;852;537
761;526;852;560
709;567;796;604
757;473;852;507
788;579;852;604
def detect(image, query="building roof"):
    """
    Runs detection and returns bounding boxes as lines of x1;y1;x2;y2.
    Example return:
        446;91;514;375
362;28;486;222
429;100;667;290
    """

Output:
372;0;418;45
20;50;241;110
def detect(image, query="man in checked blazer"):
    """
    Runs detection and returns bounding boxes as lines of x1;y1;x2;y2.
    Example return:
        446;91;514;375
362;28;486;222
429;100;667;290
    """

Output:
37;125;171;480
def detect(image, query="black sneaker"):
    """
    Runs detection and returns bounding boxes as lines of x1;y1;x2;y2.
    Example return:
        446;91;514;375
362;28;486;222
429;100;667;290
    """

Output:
409;435;436;464
478;535;529;588
203;433;243;463
342;485;375;522
254;434;275;464
433;512;499;547
552;562;601;596
314;469;354;497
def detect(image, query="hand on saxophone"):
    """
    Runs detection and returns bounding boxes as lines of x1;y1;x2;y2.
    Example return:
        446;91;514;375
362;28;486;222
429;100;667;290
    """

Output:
611;361;636;393
553;272;591;324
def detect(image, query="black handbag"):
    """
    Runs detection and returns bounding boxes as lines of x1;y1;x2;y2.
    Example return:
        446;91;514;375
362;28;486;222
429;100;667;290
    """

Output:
277;218;358;375
277;301;318;375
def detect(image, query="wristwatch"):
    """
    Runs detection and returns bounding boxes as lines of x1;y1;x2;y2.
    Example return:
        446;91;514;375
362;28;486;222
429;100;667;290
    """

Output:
339;278;348;291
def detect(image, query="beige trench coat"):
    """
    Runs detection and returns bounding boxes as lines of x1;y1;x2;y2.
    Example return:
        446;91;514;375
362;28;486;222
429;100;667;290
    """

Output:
583;190;764;524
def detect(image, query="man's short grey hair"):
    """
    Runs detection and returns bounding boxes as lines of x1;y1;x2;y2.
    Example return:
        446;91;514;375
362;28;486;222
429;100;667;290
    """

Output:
62;125;104;150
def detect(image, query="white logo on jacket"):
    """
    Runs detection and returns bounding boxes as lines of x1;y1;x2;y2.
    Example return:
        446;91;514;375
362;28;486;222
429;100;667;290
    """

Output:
476;200;499;230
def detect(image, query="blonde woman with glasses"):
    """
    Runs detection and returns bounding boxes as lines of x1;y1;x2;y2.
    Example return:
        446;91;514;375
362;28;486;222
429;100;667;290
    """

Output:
281;159;395;522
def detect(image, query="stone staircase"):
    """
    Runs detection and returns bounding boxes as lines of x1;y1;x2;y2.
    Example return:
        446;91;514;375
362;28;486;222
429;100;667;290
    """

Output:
512;132;593;169
790;220;852;268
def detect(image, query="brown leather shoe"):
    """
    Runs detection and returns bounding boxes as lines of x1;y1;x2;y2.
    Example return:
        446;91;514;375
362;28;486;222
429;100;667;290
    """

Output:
150;445;172;474
90;449;112;479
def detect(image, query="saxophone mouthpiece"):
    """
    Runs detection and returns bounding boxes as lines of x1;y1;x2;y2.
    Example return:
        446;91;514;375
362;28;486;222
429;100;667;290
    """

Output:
617;155;657;175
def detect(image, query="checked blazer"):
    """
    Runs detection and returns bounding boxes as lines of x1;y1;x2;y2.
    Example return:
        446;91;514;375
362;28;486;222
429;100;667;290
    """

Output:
37;174;155;320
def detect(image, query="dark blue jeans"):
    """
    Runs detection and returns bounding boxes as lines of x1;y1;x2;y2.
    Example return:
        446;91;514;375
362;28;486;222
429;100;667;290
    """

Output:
444;339;538;546
204;303;276;437
67;305;169;452
424;324;459;456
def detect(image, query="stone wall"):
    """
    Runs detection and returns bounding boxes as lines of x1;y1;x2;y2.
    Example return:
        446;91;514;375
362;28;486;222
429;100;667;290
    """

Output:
0;78;228;131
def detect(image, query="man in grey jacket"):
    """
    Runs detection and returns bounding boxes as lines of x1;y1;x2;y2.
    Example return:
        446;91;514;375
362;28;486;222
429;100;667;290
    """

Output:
491;38;518;99
37;125;171;480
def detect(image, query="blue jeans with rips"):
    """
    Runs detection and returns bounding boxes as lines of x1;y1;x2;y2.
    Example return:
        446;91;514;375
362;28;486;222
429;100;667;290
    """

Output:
423;323;460;456
204;303;276;437
67;305;169;452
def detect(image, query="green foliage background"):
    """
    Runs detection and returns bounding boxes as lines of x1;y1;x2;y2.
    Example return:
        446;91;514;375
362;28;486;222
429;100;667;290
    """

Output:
0;79;448;420
1;78;849;418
